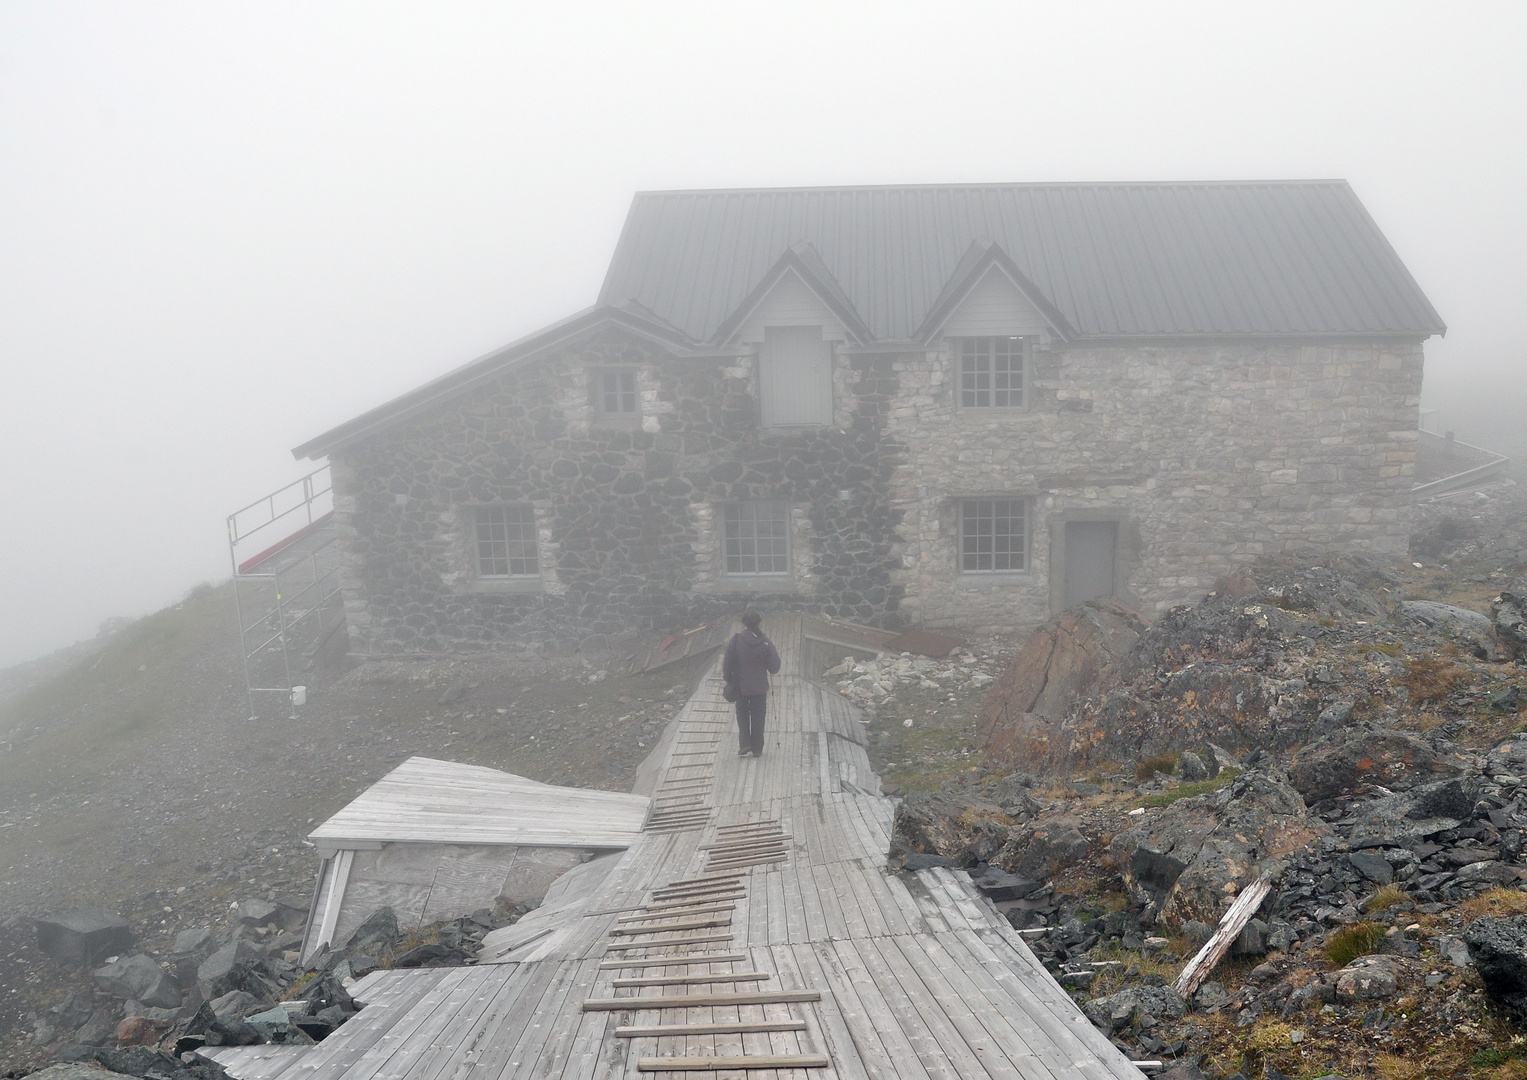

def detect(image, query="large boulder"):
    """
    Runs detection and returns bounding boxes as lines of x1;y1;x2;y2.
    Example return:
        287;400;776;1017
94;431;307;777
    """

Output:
979;600;1146;767
893;790;1021;866
1081;985;1186;1031
1463;914;1527;1020
1397;600;1500;660
1496;579;1527;659
1110;771;1327;925
1333;954;1401;1002
1288;727;1467;803
197;939;271;1001
34;910;133;966
93;953;181;1009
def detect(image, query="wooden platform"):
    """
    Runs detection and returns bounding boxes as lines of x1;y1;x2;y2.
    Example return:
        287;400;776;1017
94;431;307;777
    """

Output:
307;757;650;854
209;615;1145;1080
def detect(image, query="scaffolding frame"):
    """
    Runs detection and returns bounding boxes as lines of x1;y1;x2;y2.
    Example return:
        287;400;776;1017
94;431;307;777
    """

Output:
227;465;345;719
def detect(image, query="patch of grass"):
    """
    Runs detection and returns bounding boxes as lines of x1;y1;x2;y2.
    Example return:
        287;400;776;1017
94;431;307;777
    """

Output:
1403;654;1470;704
1134;752;1177;781
1461;885;1527;922
1136;769;1239;809
1374;1051;1432;1080
1245;1020;1294;1052
1325;921;1386;967
1363;884;1409;913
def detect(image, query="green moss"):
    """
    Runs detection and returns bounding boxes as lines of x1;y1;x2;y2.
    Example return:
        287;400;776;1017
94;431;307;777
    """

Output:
1136;769;1239;809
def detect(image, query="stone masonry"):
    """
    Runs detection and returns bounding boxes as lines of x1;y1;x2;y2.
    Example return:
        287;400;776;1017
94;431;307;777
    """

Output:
331;330;1422;654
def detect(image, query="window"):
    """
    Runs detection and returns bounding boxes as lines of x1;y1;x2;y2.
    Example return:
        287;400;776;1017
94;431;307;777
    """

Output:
475;506;538;577
958;336;1028;409
597;369;638;417
960;499;1028;573
723;501;789;575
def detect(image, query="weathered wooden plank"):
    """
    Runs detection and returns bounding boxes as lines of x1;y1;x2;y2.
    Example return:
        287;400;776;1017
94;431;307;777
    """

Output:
611;972;772;988
603;933;735;952
636;1055;828;1071
584;992;821;1012
615;1022;806;1039
599;953;748;971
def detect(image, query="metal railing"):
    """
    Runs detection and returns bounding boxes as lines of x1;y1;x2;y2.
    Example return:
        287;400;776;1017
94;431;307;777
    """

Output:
228;465;345;718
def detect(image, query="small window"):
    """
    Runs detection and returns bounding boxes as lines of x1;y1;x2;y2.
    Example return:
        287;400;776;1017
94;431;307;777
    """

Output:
476;506;538;577
958;337;1028;409
597;369;639;416
723;501;790;575
960;499;1028;573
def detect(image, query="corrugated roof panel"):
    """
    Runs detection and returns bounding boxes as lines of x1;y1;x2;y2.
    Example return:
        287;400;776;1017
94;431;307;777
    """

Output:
600;182;1443;342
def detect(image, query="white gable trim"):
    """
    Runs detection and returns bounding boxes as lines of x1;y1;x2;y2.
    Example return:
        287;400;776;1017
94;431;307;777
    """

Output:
728;268;850;345
936;264;1053;341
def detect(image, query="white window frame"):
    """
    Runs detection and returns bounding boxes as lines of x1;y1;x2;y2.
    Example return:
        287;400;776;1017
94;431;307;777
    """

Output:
595;368;639;419
957;336;1030;410
475;505;539;578
959;498;1029;574
722;501;791;576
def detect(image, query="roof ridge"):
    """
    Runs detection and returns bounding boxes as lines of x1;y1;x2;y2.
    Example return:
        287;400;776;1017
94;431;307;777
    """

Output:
631;179;1354;198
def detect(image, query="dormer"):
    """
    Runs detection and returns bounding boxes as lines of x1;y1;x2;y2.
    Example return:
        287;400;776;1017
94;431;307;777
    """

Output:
914;240;1073;348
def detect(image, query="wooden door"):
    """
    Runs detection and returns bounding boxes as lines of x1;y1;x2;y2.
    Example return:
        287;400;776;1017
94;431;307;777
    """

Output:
759;325;832;426
1064;521;1116;607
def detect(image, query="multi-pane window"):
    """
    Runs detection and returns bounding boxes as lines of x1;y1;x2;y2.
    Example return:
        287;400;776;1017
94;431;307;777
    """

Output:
598;369;638;416
960;499;1028;573
476;505;538;577
723;501;790;575
958;336;1027;409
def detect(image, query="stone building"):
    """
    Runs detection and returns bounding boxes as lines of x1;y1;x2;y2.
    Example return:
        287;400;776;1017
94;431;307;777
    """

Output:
293;182;1445;655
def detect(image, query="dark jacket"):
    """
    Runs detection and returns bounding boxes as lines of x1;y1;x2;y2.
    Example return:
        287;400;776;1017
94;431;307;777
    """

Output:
723;629;781;696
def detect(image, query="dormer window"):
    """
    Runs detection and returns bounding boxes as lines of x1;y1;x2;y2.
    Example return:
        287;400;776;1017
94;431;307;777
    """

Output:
958;337;1028;409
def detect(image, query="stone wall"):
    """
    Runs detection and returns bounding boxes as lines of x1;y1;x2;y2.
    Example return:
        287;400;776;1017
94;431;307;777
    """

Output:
889;340;1423;628
331;330;1423;653
332;330;907;655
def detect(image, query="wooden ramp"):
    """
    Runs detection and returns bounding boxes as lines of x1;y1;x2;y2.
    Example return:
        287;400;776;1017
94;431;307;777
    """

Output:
208;615;1145;1080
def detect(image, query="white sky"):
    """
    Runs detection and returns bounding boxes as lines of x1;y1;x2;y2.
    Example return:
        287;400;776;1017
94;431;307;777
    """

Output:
1;1;1523;667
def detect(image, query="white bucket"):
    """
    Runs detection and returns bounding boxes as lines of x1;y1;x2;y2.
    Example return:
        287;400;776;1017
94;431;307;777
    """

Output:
291;685;307;707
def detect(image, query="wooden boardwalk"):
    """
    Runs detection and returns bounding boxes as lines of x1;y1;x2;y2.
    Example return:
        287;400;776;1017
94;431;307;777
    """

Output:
208;615;1144;1080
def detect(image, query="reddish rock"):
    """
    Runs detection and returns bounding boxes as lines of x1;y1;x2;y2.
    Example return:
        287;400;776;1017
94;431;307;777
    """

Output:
115;1014;169;1046
979;599;1146;768
1288;727;1467;802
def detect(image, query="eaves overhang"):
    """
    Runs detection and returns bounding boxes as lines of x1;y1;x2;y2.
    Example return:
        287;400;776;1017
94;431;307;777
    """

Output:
291;303;698;460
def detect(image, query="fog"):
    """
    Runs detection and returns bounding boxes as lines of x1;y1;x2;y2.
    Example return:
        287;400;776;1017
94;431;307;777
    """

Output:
0;2;1522;668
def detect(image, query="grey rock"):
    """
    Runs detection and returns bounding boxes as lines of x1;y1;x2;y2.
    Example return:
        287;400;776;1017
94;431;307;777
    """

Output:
1493;686;1522;711
1081;985;1186;1030
209;989;262;1019
1314;701;1355;734
237;899;279;925
94;953;181;1008
23;1066;130;1080
184;1001;261;1047
1193;981;1228;1009
1495;579;1527;658
972;871;1043;901
1232;918;1267;957
1348;850;1394;885
1334;954;1400;1001
171;927;214;955
1178;750;1209;782
1398;600;1495;637
33;910;133;966
49;991;94;1032
342;906;401;953
1437;934;1474;968
1464;914;1527;1019
73;1008;118;1047
198;939;269;1000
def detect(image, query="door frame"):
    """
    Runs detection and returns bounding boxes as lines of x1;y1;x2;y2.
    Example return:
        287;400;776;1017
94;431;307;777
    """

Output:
1046;508;1139;615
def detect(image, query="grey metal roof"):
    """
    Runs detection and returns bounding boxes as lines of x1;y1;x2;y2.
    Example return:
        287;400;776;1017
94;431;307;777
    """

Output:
597;181;1445;341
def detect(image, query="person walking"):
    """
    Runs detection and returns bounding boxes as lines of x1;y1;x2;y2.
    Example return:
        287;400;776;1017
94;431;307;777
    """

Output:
722;611;780;758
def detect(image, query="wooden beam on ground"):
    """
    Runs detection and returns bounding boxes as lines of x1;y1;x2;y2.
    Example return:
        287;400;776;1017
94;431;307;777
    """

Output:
599;953;746;970
615;1021;806;1038
1172;874;1273;997
637;1055;829;1071
583;990;822;1011
611;971;773;988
